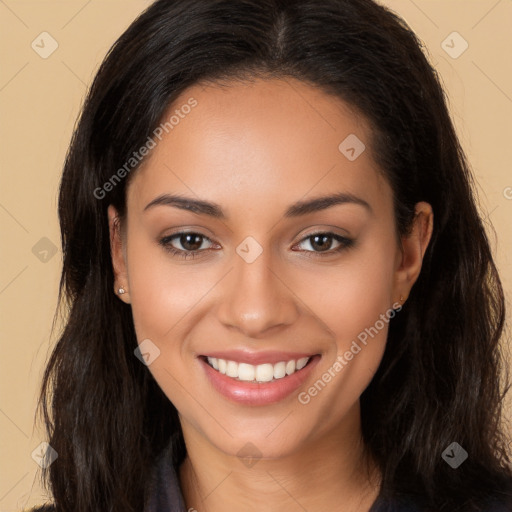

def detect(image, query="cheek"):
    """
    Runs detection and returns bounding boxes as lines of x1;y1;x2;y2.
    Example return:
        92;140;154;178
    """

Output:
125;239;211;412
126;238;213;341
294;235;396;348
296;236;396;411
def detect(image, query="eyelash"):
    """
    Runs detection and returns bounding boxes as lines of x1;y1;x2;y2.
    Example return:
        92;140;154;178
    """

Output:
158;231;354;260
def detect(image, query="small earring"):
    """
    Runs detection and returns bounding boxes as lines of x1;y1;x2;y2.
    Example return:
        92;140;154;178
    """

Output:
393;295;405;312
118;287;126;295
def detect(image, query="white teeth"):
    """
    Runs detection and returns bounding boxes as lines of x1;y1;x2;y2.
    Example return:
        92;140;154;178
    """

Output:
206;356;311;382
273;361;286;379
226;360;238;378
296;357;309;370
238;363;255;381
255;363;274;382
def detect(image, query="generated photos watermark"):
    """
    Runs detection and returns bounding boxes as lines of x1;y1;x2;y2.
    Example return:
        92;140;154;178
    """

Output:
93;97;198;200
298;301;402;405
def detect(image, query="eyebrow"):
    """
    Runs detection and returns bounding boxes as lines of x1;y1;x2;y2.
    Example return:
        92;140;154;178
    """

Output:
143;192;372;218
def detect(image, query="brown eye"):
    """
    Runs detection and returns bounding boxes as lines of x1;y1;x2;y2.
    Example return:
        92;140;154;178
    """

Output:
309;233;335;252
159;232;215;259
177;233;204;251
295;232;354;256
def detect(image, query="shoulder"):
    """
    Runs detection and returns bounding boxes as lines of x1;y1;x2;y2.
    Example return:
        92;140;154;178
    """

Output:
23;506;55;512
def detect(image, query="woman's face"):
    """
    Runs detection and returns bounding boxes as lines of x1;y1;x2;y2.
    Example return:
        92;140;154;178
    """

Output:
110;78;431;460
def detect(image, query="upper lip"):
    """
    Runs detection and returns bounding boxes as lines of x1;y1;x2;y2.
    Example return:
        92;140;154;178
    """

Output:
200;350;317;366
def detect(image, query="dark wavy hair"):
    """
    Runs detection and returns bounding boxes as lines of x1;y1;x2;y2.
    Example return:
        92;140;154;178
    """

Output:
35;0;512;510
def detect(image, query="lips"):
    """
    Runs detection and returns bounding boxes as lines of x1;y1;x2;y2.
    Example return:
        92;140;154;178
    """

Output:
199;352;321;406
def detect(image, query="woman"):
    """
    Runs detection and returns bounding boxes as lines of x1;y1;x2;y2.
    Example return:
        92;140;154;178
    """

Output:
31;0;512;511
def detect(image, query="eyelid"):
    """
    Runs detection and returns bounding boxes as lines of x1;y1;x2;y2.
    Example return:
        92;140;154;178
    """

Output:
159;231;216;250
159;228;354;260
292;231;354;254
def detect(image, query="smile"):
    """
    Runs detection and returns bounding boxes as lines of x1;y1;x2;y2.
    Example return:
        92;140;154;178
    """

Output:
205;356;310;382
199;353;321;406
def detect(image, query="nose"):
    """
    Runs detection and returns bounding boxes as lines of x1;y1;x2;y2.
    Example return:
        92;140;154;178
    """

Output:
216;246;299;338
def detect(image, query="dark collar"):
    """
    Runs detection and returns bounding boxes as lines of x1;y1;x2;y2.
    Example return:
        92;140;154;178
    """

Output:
145;442;187;512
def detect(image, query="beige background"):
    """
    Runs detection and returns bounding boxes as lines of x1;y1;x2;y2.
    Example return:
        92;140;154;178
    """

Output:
1;0;511;509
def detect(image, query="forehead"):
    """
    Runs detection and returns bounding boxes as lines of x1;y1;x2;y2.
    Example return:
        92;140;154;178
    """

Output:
127;77;392;217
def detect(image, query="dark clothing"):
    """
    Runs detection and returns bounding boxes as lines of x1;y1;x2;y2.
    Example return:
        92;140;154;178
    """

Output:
29;442;512;511
144;441;512;512
145;441;187;511
146;447;426;511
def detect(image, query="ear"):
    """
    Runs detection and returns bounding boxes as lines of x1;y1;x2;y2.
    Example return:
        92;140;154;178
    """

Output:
108;204;131;304
392;201;433;307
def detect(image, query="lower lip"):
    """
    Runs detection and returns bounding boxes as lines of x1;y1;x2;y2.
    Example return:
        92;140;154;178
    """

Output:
200;355;321;406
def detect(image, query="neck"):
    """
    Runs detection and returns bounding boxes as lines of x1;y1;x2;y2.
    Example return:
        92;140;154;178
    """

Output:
178;402;382;512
